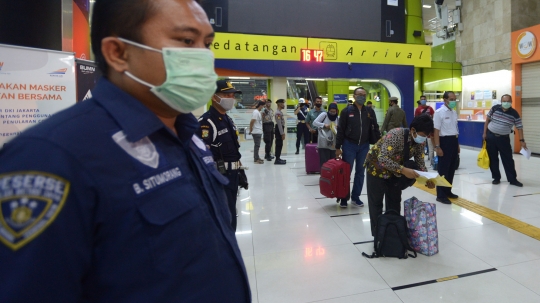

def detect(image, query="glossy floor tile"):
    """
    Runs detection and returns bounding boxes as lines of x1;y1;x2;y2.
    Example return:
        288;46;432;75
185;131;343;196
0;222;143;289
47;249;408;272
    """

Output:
235;138;540;302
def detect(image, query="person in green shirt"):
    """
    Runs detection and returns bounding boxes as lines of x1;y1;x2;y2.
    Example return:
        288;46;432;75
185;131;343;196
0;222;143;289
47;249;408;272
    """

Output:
305;96;325;144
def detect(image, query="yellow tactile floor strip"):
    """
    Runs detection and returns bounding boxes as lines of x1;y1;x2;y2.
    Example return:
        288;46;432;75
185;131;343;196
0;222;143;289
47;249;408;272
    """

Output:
413;183;540;241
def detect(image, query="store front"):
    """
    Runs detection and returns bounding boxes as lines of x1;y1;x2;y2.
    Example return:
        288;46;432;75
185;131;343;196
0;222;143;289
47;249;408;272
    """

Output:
512;24;540;154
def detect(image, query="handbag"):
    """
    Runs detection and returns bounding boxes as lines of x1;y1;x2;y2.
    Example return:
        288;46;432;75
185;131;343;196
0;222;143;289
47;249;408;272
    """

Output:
477;141;489;169
367;108;381;144
392;129;418;190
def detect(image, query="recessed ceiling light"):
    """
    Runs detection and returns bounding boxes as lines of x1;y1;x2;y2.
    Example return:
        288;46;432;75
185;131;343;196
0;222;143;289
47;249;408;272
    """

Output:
423;4;432;8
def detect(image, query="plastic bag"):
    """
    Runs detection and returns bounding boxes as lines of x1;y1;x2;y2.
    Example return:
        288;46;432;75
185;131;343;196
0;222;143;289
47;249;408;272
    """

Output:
477;141;490;169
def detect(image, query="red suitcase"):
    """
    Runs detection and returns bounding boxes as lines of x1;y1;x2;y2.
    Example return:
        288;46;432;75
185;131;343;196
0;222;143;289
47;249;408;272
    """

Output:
319;159;350;199
305;143;320;174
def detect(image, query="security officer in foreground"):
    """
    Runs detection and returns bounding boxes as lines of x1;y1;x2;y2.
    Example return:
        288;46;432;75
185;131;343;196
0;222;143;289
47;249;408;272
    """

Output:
198;80;244;229
0;0;251;302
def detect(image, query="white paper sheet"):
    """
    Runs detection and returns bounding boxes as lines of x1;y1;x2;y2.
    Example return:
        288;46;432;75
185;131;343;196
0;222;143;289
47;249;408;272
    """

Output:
520;147;531;160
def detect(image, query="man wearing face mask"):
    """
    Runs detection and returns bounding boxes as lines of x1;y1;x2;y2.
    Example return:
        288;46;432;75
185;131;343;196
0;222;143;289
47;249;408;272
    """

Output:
433;91;461;204
306;96;325;144
482;94;526;187
415;95;435;163
199;80;244;229
0;1;251;302
381;96;408;133
294;98;310;154
335;87;378;208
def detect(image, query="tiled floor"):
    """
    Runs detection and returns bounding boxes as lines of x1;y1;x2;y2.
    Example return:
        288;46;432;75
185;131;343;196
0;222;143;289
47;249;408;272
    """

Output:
236;137;540;302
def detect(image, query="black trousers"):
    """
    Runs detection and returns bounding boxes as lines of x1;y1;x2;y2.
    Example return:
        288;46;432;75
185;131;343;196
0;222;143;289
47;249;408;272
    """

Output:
296;123;310;149
318;148;334;168
311;130;318;144
367;173;402;237
224;170;239;230
436;136;459;199
275;124;284;160
263;122;274;156
486;130;517;182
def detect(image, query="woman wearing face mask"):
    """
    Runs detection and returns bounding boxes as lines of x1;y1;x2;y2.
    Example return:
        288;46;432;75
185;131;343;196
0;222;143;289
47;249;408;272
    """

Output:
364;115;435;237
313;103;340;168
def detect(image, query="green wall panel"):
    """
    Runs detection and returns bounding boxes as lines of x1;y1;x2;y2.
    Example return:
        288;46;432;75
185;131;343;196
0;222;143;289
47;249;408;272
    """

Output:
431;40;456;62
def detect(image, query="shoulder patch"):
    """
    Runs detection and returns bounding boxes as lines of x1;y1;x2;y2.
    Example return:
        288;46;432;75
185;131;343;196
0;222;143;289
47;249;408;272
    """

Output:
0;172;70;251
202;129;209;138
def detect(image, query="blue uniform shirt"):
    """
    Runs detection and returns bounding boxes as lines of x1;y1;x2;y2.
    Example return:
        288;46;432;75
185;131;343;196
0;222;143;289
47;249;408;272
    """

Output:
0;78;251;303
198;106;241;162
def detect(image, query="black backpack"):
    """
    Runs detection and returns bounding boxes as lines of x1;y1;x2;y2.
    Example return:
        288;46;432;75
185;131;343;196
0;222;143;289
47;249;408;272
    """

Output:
363;210;417;259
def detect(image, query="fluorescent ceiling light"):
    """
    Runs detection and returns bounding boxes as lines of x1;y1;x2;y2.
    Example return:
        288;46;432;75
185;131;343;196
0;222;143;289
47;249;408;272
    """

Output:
362;79;380;82
423;4;432;8
305;78;325;81
230;81;250;84
259;219;270;222
228;77;251;79
235;230;252;235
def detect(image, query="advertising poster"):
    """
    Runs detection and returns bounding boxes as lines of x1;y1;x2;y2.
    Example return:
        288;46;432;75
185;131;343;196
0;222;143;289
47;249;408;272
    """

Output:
0;44;76;145
483;90;492;100
475;90;484;101
76;59;101;102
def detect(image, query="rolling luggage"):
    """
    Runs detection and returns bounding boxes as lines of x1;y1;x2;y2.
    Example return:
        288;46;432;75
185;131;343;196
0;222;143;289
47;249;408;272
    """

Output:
305;143;320;174
404;197;439;256
319;159;350;199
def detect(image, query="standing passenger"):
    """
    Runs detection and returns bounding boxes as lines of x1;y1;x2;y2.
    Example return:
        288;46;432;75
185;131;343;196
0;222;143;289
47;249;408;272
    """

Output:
313;103;339;168
306;96;325;144
433;91;460;204
482;94;526;187
335;88;377;208
250;101;266;164
274;99;287;165
381;96;408;133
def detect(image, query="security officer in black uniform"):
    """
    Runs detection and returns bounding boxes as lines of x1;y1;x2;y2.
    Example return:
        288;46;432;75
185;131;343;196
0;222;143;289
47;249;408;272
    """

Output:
198;80;243;230
294;98;310;154
0;1;250;302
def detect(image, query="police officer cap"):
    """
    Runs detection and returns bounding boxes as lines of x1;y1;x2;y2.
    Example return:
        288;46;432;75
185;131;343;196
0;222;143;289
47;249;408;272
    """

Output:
389;96;399;101
215;80;242;94
299;98;306;104
276;99;285;104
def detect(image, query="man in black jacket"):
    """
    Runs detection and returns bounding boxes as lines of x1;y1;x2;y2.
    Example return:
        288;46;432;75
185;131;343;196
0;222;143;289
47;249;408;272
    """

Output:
336;87;378;208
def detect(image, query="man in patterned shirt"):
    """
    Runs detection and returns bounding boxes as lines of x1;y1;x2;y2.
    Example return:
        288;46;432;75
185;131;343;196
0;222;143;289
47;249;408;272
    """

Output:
482;94;527;187
364;115;435;236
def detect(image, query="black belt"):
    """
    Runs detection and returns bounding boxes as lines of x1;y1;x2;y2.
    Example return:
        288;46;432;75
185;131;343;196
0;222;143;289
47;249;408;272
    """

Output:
488;130;508;137
440;135;458;138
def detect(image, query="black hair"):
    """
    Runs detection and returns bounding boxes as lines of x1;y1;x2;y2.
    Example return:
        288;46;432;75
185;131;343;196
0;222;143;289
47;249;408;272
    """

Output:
410;114;434;136
91;0;157;76
366;101;372;105
443;91;455;100
353;87;365;94
276;99;285;103
420;95;426;99
315;96;323;101
417;100;421;104
501;94;512;102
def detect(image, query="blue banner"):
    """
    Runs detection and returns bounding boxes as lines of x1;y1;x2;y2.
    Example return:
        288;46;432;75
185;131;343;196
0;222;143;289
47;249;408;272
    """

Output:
334;94;348;104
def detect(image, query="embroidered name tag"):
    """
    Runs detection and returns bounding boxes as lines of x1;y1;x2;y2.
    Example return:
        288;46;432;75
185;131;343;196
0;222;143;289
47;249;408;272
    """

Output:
132;167;183;195
0;172;70;251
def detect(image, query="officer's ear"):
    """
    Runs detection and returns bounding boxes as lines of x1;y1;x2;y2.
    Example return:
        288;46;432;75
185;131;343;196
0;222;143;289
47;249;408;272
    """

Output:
101;37;130;75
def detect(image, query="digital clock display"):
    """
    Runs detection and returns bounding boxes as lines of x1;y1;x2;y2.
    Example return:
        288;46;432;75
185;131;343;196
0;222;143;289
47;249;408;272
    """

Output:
300;49;324;62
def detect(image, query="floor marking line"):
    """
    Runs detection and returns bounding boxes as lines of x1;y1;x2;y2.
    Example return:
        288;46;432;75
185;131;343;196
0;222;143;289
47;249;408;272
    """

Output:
330;213;361;218
513;193;540;197
353;240;374;245
413;183;540;241
391;268;497;291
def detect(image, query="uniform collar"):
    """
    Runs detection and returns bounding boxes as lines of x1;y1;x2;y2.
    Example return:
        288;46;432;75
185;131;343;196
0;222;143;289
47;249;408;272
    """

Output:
92;78;198;143
210;106;228;119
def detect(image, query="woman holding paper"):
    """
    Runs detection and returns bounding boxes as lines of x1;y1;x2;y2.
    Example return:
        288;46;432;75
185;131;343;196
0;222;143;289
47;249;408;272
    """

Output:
364;115;435;236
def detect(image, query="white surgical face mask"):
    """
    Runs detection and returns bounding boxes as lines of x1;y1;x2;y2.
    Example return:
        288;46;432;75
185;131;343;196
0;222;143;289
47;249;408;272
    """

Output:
214;94;235;111
119;37;217;114
413;130;427;144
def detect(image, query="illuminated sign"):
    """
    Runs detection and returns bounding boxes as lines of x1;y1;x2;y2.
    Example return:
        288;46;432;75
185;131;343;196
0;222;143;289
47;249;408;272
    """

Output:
210;33;432;67
516;31;537;59
300;49;324;62
305;246;326;257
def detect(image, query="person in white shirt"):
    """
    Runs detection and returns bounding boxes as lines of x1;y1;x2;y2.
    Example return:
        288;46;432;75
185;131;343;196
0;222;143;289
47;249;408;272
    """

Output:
250;101;266;164
433;91;460;205
313;103;339;168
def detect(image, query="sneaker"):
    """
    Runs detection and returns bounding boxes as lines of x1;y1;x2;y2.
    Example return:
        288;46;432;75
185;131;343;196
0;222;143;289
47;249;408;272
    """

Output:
295;150;299;155
254;159;264;164
510;180;523;187
274;159;286;165
340;204;347;208
351;200;364;207
492;179;500;185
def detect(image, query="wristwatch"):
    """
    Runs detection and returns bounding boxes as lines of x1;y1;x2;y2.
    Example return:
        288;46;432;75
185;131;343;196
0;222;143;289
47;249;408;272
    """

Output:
435;145;440;149
520;139;525;142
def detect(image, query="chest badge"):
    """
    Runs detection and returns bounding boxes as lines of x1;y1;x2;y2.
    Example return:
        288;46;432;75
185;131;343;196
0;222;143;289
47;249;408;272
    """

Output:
112;130;159;169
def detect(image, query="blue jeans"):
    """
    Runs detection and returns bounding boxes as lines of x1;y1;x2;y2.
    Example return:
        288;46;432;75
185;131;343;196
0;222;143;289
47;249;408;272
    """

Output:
341;140;370;203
